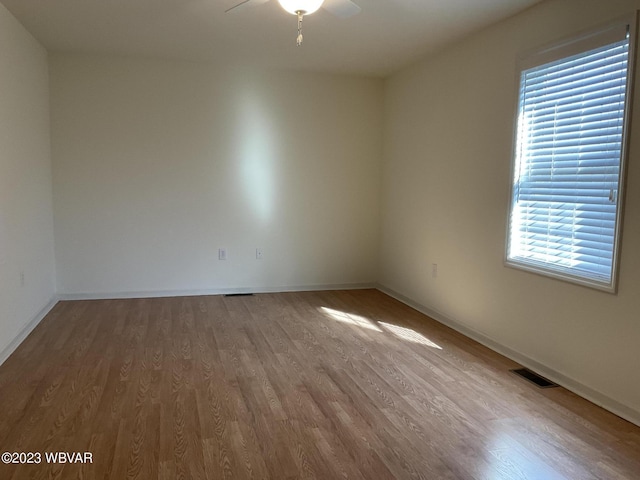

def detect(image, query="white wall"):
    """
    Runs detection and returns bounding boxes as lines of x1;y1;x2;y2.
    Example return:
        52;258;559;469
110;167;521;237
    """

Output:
380;0;640;423
0;5;57;360
50;55;383;296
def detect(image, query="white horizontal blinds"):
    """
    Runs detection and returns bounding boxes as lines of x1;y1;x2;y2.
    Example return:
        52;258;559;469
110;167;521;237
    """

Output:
510;33;630;285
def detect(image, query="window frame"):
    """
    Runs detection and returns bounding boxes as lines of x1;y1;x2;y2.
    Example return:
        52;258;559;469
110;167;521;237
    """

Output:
505;13;638;293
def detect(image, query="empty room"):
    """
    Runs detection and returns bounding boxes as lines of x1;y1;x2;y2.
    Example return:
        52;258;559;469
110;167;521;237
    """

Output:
1;0;640;478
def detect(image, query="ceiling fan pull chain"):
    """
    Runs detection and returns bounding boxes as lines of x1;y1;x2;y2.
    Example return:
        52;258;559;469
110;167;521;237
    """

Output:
296;11;304;46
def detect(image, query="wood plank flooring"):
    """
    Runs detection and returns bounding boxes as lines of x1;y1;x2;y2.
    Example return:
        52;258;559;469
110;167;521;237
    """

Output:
0;289;638;479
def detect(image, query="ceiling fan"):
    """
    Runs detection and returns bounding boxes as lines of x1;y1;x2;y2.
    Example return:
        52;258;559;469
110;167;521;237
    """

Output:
225;0;361;46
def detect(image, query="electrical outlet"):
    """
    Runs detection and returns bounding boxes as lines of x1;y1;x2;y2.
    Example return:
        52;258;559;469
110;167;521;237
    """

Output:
218;248;227;261
431;263;438;278
256;248;263;260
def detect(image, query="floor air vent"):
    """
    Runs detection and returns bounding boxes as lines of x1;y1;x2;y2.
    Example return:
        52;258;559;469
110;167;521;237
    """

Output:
224;293;254;297
510;368;558;388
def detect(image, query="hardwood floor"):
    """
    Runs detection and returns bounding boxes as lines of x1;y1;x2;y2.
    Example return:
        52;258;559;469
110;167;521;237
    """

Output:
0;289;638;479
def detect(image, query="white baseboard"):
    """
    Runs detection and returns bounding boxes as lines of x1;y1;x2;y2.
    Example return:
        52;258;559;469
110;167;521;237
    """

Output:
0;296;58;367
376;284;640;428
57;282;376;301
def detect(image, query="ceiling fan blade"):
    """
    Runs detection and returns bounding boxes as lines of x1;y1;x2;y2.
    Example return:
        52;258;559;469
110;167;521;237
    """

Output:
322;0;361;19
225;0;270;14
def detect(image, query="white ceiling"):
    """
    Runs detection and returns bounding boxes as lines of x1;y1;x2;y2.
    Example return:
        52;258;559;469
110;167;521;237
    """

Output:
1;0;544;77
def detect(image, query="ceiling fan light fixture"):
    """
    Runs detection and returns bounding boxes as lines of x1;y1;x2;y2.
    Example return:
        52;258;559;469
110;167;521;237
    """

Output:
277;0;324;15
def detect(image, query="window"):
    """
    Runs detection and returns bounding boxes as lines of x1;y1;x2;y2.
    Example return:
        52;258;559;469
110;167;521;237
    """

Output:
506;16;637;292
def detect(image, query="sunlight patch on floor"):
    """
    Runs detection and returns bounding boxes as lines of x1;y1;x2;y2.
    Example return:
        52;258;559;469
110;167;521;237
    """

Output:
379;322;442;349
320;307;443;349
320;307;383;332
